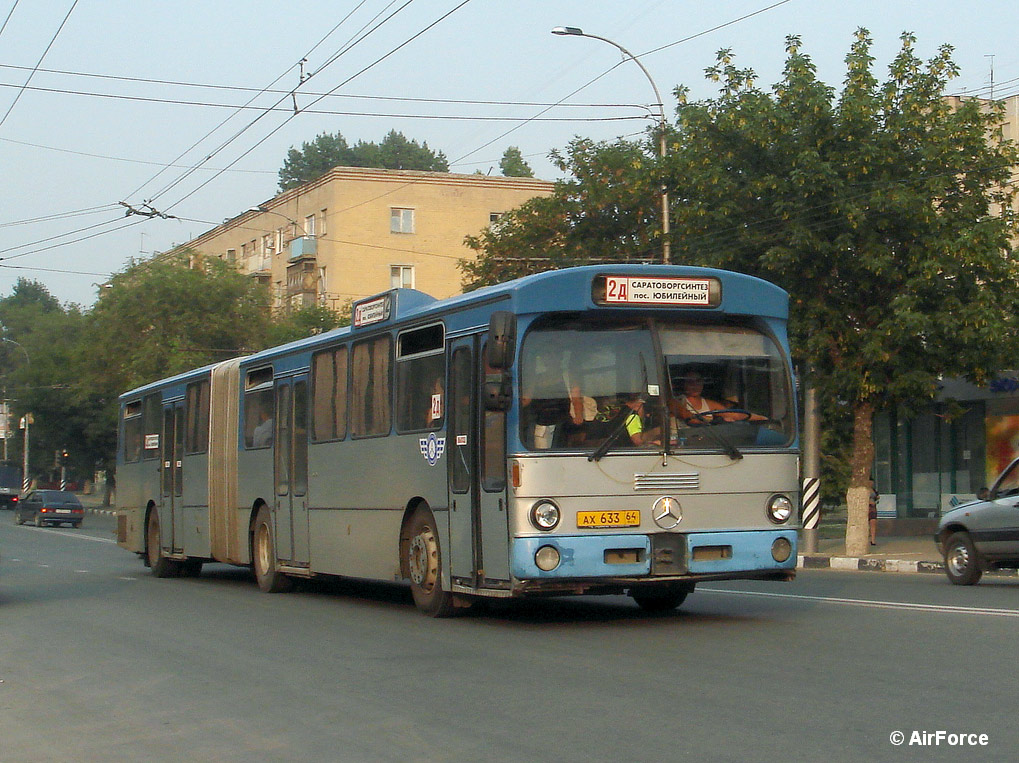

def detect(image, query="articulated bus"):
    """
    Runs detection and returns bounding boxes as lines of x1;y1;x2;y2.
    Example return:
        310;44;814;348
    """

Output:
116;265;799;616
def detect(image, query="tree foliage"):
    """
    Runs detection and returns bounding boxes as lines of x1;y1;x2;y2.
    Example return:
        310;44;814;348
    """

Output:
461;138;660;290
499;146;534;177
464;30;1019;554
279;129;450;190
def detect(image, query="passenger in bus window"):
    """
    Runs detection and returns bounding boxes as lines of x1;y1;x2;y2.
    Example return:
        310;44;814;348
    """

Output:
623;394;661;447
252;409;274;447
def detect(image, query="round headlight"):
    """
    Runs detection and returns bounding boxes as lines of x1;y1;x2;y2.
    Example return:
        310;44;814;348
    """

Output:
772;536;793;563
767;494;794;524
535;545;561;571
530;500;561;531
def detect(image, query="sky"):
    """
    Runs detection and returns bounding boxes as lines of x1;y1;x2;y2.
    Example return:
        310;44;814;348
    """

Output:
1;0;1016;308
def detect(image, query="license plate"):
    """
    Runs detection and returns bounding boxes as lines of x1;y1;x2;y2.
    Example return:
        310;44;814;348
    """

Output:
55;509;71;514
577;510;640;528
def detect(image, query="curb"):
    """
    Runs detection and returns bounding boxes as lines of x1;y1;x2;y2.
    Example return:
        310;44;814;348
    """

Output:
797;554;1019;577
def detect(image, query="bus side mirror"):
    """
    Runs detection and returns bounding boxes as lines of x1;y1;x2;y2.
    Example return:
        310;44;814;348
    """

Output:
484;372;512;411
487;311;516;370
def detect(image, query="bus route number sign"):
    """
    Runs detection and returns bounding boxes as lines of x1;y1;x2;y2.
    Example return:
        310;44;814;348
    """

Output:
598;275;719;307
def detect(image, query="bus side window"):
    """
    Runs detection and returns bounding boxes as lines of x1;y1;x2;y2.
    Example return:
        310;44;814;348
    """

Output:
245;388;275;448
312;346;347;442
123;401;142;462
351;336;392;437
185;379;210;454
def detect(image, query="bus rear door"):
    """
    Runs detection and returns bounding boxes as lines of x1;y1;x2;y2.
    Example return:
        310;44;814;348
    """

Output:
274;376;310;567
160;402;185;552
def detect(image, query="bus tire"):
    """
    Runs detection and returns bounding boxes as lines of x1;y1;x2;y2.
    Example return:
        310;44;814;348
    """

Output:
180;559;203;577
146;509;182;578
630;583;694;613
403;507;455;617
252;506;293;593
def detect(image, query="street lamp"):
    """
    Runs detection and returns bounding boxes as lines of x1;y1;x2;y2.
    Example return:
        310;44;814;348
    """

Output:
551;26;671;264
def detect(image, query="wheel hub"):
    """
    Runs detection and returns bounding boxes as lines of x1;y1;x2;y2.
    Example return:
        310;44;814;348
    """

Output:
948;544;970;576
408;529;437;588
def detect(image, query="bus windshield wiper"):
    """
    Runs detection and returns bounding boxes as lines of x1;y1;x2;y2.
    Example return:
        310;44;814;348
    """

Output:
588;412;631;462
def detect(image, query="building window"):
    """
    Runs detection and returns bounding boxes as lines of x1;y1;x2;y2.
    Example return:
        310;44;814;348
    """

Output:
304;214;316;237
391;265;414;290
226;248;237;263
320;208;328;236
390;207;415;234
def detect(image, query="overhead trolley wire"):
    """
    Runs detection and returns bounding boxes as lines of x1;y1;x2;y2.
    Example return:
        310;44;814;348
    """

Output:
0;0;79;131
161;0;477;215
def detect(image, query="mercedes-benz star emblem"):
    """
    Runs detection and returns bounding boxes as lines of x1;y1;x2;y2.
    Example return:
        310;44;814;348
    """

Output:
652;496;682;529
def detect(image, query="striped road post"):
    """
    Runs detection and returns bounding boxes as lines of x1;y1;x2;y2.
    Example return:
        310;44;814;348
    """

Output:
802;477;820;553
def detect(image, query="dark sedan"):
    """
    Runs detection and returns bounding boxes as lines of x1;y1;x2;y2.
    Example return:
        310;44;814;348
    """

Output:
14;490;85;528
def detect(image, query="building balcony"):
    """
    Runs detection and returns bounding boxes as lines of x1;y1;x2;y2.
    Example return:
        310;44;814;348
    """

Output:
288;235;317;261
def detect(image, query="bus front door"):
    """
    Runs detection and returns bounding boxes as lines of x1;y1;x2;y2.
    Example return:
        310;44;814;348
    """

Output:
274;377;310;566
160;403;185;553
448;339;510;587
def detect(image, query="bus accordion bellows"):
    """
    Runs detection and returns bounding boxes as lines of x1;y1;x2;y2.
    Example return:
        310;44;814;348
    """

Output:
116;265;799;616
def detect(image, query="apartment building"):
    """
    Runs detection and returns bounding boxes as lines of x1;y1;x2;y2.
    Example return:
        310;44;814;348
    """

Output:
176;166;554;310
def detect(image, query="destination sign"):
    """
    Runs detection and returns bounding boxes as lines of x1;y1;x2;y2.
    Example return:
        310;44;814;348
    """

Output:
353;295;391;327
594;275;721;307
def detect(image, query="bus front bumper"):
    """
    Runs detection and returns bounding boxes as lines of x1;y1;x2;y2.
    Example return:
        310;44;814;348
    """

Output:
511;529;797;583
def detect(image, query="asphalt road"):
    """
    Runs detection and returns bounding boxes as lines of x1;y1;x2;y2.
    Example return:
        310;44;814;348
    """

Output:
1;513;1017;762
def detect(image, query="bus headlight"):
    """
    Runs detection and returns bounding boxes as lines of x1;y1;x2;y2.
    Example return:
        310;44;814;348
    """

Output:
530;500;561;531
766;494;793;524
535;545;561;571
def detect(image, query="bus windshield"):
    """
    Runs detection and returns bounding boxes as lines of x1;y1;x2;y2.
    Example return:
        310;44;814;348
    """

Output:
519;317;794;453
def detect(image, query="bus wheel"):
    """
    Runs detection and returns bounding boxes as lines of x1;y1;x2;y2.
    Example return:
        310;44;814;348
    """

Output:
252;507;292;593
404;508;455;617
630;583;694;613
146;510;181;578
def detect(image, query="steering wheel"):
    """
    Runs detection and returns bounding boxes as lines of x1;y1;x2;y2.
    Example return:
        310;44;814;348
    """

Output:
687;408;755;426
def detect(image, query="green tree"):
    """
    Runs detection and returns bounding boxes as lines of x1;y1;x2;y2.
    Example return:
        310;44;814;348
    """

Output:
279;130;449;190
278;132;353;191
0;279;90;482
84;252;272;396
499;146;534;177
464;31;1019;555
461;137;659;290
266;302;349;347
667;31;1019;554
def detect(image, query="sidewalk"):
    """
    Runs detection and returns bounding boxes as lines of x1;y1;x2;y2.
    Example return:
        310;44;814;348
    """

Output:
798;533;1018;577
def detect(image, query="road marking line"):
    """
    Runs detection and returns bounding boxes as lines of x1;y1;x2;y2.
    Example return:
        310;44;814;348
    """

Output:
18;526;116;543
700;587;1019;618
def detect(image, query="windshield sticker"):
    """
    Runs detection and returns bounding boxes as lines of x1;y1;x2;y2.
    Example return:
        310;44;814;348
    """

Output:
419;433;446;466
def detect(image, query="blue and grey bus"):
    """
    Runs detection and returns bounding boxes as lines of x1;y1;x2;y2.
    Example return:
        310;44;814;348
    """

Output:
116;265;799;616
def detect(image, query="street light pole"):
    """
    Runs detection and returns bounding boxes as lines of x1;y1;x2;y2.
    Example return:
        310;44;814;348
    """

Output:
552;26;671;264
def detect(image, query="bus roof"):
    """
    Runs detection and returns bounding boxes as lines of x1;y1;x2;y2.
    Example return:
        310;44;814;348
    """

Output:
119;265;787;400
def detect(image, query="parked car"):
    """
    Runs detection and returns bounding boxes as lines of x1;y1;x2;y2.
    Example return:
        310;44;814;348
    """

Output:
14;490;84;528
937;457;1019;585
